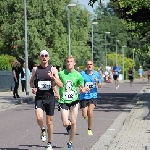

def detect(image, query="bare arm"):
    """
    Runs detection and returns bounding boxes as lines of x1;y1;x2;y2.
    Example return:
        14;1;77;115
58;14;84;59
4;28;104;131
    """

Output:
50;67;63;88
29;67;36;88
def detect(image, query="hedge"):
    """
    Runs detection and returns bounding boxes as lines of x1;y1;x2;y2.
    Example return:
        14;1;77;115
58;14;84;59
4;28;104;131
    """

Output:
0;54;16;70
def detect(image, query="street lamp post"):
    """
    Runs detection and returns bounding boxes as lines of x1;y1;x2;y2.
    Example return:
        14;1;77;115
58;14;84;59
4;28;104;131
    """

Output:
67;3;76;56
92;22;98;62
116;40;119;64
23;0;29;95
122;46;126;82
105;32;110;67
133;48;135;78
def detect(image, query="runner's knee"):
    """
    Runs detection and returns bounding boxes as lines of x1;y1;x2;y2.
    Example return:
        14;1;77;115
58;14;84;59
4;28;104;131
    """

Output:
87;110;93;117
46;120;53;127
37;116;43;122
63;121;69;127
82;111;87;118
71;119;76;125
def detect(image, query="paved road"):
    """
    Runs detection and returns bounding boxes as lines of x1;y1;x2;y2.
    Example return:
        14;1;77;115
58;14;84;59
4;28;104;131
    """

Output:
0;82;147;150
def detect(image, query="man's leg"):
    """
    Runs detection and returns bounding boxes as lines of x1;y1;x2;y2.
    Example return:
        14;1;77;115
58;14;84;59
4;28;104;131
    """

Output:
67;103;79;148
61;107;70;128
82;107;88;119
45;97;55;149
87;103;95;135
80;101;88;119
16;81;20;97
117;77;119;87
46;116;53;144
35;101;46;142
35;108;44;128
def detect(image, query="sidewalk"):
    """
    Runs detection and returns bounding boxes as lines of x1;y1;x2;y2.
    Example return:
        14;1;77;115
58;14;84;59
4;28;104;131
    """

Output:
0;88;34;111
91;84;150;150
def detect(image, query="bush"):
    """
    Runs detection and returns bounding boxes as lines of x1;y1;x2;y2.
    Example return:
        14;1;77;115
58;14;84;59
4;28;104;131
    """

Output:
0;54;16;70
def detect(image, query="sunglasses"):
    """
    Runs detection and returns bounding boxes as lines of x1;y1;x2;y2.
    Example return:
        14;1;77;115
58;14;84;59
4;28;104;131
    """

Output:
41;54;48;58
87;64;92;65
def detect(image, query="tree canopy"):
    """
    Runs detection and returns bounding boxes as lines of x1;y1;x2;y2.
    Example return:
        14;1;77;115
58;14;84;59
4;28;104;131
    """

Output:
0;0;92;68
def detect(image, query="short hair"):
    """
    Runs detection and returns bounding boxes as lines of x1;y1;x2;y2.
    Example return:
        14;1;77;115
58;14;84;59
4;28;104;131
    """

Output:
86;60;93;65
65;55;76;62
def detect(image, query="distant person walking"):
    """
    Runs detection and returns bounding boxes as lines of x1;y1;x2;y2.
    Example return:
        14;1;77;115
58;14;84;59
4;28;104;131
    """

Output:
112;63;121;89
20;63;30;92
138;66;143;82
12;60;22;98
128;67;134;87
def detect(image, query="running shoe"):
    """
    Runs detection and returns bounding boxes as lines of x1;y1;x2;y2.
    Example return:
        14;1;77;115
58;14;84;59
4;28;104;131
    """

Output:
47;142;53;150
67;142;74;148
66;119;71;134
40;128;46;142
88;130;93;135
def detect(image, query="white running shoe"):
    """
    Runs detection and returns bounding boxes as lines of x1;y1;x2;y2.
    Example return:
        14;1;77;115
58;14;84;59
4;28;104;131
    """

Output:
118;85;119;88
116;87;118;89
40;129;46;142
47;142;53;150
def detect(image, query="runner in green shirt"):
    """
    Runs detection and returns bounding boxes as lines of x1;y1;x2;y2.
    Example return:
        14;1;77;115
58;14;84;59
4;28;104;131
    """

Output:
58;56;87;149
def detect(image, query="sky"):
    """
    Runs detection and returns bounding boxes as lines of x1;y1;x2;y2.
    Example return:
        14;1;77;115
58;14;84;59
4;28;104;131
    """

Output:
76;0;110;14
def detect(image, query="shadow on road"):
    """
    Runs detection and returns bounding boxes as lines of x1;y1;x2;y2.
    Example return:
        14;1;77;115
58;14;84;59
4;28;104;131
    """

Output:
53;132;79;135
95;93;142;112
19;144;63;149
0;148;29;150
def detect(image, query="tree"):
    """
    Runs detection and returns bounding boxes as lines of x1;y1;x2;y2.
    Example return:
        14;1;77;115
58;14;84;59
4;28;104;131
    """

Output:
89;3;129;66
0;0;91;67
107;52;135;71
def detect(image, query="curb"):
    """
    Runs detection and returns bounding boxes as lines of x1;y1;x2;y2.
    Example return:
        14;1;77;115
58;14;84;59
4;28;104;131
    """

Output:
90;86;146;150
16;96;34;105
0;96;34;111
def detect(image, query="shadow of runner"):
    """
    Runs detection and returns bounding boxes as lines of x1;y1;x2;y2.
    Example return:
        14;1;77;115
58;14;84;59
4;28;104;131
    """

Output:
0;148;29;150
19;144;63;149
53;132;79;135
94;93;143;112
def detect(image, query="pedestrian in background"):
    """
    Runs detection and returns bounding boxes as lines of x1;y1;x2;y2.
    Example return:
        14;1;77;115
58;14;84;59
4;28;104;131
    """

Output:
138;66;143;82
128;67;134;87
12;60;22;98
20;63;30;92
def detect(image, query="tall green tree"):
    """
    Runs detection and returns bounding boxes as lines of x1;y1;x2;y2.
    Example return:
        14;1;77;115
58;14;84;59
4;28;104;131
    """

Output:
0;0;91;67
90;3;129;66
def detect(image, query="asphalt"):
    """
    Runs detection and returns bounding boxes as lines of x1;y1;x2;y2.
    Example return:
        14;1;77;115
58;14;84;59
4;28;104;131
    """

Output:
0;81;148;150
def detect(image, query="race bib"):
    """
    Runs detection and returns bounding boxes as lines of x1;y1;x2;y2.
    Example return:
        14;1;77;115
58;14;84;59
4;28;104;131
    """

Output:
85;82;94;89
63;91;74;100
114;71;118;75
38;81;51;90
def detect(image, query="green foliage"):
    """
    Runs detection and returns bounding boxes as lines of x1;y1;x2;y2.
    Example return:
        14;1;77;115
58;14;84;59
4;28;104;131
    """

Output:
0;54;15;70
0;0;91;67
91;3;129;66
108;0;150;57
107;52;135;71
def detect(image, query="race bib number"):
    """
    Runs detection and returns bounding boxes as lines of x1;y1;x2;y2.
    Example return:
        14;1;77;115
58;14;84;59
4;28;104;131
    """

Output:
63;91;74;100
114;71;118;75
85;82;94;89
38;81;51;90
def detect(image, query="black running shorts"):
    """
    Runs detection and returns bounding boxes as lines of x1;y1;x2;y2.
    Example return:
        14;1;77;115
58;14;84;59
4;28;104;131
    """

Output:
80;98;97;109
59;100;79;110
113;75;119;80
35;95;55;116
